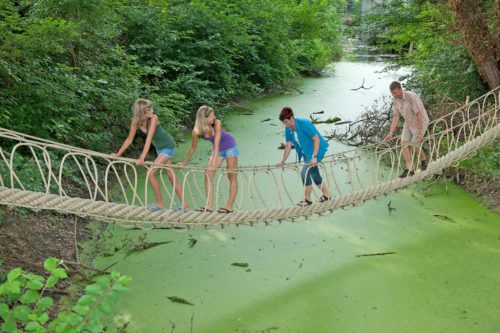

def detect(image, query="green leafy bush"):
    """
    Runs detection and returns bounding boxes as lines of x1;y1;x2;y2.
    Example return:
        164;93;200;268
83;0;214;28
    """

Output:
0;258;131;333
458;141;500;179
362;0;488;103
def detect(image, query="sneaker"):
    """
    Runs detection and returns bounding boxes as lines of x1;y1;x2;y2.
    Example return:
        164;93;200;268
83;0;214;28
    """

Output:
420;160;428;171
399;169;415;178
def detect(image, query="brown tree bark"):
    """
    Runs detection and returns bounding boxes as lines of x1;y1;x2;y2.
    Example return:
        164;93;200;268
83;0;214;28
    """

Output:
450;0;500;89
496;0;500;62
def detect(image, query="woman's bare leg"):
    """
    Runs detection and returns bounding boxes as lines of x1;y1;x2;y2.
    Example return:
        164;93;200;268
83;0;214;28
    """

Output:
224;157;238;210
204;156;225;210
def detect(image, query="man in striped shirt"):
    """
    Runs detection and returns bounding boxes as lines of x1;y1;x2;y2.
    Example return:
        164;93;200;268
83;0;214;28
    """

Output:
383;81;429;178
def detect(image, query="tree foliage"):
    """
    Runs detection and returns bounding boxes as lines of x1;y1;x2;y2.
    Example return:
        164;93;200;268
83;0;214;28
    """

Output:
362;0;498;195
362;0;492;103
0;0;344;152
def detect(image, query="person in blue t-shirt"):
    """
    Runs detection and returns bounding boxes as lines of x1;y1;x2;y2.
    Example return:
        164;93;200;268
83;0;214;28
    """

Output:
278;107;332;206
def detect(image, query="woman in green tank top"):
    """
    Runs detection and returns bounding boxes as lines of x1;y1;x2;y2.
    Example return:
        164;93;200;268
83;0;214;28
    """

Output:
113;99;188;212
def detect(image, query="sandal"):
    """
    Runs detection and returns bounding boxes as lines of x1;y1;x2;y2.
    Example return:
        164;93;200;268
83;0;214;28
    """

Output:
173;204;189;213
318;195;331;203
147;203;164;212
296;199;312;207
217;208;234;213
195;207;213;212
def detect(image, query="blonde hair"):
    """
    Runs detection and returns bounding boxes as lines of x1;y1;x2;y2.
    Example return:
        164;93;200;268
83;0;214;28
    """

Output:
131;98;152;128
194;105;214;136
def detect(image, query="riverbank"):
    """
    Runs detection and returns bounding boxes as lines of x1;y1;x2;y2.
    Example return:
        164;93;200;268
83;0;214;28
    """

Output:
1;57;497;280
454;163;499;214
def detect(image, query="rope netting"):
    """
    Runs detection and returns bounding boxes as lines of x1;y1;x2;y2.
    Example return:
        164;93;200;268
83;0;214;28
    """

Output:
0;87;498;228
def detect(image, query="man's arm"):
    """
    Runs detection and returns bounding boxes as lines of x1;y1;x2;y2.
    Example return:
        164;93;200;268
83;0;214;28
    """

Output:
416;112;424;142
279;141;293;166
310;134;320;165
383;112;400;142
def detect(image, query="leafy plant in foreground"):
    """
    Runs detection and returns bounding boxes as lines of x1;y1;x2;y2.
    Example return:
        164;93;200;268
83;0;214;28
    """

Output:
0;258;131;333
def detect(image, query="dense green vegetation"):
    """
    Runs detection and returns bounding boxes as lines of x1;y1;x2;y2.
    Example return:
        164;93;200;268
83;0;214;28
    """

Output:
361;0;496;103
0;0;344;151
359;0;498;196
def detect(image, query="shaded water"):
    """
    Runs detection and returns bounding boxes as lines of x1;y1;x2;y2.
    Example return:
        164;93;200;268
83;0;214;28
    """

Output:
96;62;500;333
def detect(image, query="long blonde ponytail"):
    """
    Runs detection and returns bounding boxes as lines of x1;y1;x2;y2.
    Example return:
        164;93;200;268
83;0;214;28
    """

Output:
131;99;152;128
194;105;214;136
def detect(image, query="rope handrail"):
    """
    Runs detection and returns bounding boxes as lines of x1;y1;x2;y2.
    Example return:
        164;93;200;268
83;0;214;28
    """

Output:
1;85;498;170
0;87;498;227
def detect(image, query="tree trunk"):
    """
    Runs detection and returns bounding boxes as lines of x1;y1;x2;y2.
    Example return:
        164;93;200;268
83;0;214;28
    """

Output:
450;0;500;89
496;0;500;62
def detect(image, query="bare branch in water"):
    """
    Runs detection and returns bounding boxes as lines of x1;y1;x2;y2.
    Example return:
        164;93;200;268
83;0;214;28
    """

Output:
326;96;393;146
350;78;375;91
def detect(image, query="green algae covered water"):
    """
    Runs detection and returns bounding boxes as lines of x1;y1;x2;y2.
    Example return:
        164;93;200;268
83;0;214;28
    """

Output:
96;62;500;333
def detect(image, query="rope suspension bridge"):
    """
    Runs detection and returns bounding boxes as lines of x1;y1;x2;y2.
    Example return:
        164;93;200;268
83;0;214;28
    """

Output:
0;87;498;228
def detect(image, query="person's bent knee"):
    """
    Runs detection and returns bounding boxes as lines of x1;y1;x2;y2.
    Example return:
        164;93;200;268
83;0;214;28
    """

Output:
300;174;313;186
313;177;323;186
311;171;322;186
301;174;313;186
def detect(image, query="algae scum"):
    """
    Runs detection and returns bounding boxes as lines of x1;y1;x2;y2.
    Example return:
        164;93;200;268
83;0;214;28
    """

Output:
96;62;500;332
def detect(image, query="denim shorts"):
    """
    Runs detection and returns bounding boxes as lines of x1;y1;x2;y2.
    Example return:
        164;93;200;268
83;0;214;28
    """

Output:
216;146;240;158
301;165;323;186
156;147;176;158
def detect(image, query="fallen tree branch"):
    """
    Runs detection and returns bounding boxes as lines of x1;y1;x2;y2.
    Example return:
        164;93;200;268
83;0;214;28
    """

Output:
350;78;375;91
325;96;392;146
228;101;254;113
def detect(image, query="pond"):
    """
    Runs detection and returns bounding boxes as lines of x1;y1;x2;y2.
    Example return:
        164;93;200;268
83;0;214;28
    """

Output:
95;61;500;333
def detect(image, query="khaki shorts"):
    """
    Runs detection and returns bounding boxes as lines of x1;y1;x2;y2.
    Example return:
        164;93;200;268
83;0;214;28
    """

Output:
401;125;428;147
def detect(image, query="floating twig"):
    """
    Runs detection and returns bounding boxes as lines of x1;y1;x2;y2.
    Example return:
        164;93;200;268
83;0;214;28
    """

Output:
433;214;456;223
167;296;194;306
126;241;173;256
231;262;249;267
309;115;341;124
229;101;254;113
387;200;396;213
356;252;396;257
188;238;198;248
350;78;374;91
